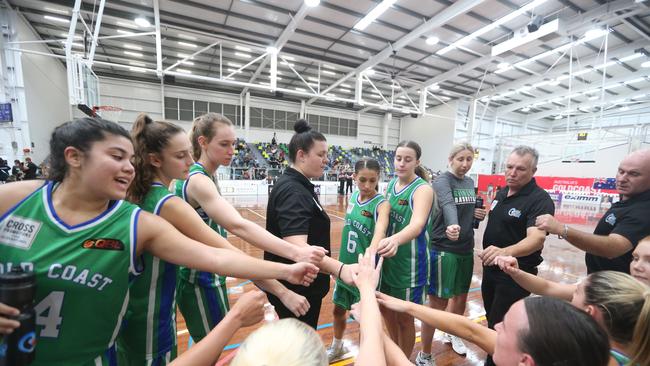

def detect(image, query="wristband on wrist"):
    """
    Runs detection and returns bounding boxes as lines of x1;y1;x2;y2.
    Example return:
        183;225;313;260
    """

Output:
337;263;345;279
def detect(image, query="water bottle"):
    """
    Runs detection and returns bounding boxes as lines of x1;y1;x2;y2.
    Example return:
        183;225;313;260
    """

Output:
473;196;484;229
0;266;37;366
263;303;278;323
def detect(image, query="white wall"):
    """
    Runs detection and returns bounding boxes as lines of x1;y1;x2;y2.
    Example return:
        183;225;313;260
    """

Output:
400;101;457;173
0;11;69;163
84;77;398;149
536;143;634;177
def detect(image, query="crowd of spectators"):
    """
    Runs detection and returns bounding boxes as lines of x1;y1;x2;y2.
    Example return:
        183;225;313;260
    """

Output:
0;156;40;183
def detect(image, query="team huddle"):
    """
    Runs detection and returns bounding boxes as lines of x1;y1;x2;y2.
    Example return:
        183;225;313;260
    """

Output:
1;113;649;366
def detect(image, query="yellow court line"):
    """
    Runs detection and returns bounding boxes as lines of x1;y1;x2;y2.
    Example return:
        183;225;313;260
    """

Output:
329;315;487;366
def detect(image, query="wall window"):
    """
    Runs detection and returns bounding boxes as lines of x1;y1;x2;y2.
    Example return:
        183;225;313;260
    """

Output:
165;97;242;124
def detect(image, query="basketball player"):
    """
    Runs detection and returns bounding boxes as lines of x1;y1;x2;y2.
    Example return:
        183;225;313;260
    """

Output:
327;158;390;361
377;140;435;357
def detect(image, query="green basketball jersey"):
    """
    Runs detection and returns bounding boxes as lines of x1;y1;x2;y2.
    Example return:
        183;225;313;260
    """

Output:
382;177;433;289
0;182;141;366
117;183;177;360
338;191;385;264
173;163;227;287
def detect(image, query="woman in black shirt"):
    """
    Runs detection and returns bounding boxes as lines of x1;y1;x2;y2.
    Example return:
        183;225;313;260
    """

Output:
265;119;356;328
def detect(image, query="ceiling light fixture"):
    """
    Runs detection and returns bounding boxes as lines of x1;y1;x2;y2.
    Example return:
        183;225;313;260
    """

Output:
178;42;197;48
305;0;321;7
134;17;151;28
641;60;650;68
235;52;252;59
124;44;142;51
353;0;398;31
235;45;252;52
124;51;143;57
322;70;336;76
176;68;192;74
425;36;439;45
438;0;549;55
44;15;70;23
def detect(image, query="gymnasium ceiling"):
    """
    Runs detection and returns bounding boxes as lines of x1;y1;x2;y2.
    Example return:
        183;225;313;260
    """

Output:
7;0;650;123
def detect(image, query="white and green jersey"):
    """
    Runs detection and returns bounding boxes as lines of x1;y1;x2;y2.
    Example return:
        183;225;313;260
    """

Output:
338;191;385;264
117;183;177;360
173;163;227;288
382;177;433;289
0;181;141;366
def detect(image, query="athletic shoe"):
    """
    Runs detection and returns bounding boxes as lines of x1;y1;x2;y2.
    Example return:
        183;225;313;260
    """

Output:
326;343;348;362
450;335;468;355
415;351;436;366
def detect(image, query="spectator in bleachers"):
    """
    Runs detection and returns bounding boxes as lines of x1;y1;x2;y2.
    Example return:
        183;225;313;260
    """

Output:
0;158;9;183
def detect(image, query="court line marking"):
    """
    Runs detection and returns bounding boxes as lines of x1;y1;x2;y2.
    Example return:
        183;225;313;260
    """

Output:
246;208;266;219
325;210;345;221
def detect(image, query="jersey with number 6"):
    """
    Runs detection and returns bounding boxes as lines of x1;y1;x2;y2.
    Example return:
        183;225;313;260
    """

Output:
338;191;385;264
0;182;142;366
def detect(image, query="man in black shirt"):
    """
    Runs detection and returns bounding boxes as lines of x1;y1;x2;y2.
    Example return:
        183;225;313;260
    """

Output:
23;157;38;180
536;149;650;273
479;146;554;366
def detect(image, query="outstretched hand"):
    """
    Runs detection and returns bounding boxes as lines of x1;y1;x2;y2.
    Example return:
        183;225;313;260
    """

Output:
352;248;383;292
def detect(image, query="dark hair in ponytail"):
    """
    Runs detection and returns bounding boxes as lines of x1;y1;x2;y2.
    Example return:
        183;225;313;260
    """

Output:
49;117;131;182
128;113;184;204
354;157;381;174
396;140;430;182
288;119;326;162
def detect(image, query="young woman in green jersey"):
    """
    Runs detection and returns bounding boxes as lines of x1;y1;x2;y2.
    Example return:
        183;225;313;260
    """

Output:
171;113;334;343
496;256;650;366
116;114;315;365
0;117;317;366
326;158;390;361
377;140;435;357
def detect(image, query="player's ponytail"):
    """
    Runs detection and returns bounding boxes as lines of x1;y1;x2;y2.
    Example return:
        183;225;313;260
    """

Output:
128;113;183;204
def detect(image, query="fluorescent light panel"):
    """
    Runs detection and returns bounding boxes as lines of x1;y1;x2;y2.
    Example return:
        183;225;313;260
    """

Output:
44;15;70;23
353;0;397;31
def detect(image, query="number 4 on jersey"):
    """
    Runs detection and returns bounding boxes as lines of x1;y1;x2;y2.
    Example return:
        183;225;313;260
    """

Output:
33;291;64;338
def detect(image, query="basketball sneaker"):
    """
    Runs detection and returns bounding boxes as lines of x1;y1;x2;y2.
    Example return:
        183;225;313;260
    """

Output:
415;351;436;366
326;343;348;362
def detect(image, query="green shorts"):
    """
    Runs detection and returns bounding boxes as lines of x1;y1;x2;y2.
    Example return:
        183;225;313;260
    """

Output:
176;276;230;343
428;249;473;298
332;279;361;311
117;347;177;366
379;282;426;305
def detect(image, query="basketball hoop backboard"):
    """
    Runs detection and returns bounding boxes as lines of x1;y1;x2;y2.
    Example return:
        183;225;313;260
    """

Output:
68;54;100;116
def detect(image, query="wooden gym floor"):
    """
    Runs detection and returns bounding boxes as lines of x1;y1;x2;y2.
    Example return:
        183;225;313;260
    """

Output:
176;194;606;365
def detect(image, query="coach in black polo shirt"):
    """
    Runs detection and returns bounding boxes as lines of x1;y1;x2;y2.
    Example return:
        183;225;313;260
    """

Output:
266;120;355;328
536;149;650;273
479;146;554;366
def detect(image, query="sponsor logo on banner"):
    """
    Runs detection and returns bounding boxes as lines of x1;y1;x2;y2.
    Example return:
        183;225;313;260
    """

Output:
562;194;601;204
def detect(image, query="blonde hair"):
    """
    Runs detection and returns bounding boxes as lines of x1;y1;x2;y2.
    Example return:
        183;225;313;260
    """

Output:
583;271;650;365
448;142;475;160
230;319;327;366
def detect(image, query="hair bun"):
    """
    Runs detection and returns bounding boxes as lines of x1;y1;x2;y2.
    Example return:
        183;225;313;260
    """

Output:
293;119;311;134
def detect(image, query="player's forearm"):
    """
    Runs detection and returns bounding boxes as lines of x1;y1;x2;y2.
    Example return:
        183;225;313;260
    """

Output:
357;286;386;366
209;249;289;281
252;278;286;297
392;222;426;246
169;313;240;365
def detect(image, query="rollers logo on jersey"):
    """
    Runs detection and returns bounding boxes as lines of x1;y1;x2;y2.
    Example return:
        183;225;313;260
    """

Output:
81;238;124;251
361;209;373;218
398;199;409;206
